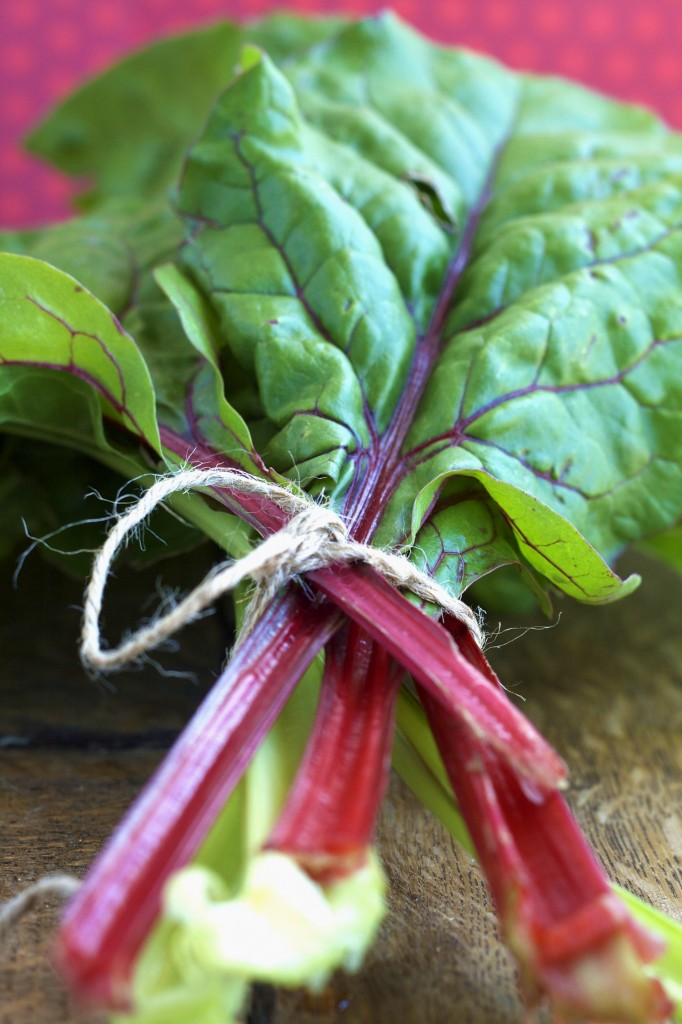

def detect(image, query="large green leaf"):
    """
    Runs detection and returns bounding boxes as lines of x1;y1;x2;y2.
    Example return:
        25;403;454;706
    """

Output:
167;14;682;603
5;12;682;604
3;15;682;1017
0;226;264;564
176;48;421;487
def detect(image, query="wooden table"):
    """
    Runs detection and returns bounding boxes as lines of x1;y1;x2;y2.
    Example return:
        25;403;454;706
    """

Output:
1;549;680;1023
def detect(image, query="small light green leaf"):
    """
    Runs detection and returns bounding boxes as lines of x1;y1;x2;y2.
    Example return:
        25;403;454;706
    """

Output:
442;471;641;603
135;266;261;477
0;253;160;453
407;476;554;608
154;264;224;371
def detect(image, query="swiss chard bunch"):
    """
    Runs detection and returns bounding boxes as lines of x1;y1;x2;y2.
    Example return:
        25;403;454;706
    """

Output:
2;12;682;1023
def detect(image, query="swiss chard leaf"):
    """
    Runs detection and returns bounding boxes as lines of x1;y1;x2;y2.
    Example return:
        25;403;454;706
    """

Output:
4;12;682;606
165;15;682;603
25;15;346;211
3;16;682;1019
0;253;161;464
176;48;419;488
152;263;266;475
0;201;183;315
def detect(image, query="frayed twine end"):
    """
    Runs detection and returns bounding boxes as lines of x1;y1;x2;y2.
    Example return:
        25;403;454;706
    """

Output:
0;876;81;946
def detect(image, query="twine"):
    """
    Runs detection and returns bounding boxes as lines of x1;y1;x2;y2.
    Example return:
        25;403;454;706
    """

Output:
80;468;483;673
2;471;482;948
0;876;81;944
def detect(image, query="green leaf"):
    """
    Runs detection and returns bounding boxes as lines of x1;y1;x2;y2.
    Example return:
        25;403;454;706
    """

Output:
404;476;553;607
0;201;183;315
170;14;682;601
639;525;682;575
0;253;161;457
0;205;264;478
409;471;641;604
7;11;682;601
177;48;417;485
153;263;265;474
25;22;246;209
25;15;346;211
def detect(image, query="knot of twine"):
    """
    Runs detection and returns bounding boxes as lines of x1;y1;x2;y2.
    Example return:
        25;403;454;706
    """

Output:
80;468;483;672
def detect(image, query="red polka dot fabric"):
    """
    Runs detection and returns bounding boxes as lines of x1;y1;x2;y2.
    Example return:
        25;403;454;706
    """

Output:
3;0;682;228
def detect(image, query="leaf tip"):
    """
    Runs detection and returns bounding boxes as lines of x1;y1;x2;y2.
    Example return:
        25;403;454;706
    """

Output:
237;44;266;75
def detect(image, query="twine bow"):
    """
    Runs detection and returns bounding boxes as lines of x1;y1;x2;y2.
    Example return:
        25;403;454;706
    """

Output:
80;468;483;672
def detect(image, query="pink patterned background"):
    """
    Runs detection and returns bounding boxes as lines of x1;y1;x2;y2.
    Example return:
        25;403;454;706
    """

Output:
3;0;682;228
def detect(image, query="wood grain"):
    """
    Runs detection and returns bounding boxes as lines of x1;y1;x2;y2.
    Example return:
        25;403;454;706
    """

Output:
1;551;680;1024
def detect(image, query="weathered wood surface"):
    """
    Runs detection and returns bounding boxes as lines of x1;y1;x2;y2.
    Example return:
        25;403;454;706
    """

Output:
1;550;680;1024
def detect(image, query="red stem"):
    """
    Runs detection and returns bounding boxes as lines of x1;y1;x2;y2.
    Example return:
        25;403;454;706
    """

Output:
162;431;566;790
56;430;564;1009
55;589;342;1010
309;563;566;792
416;633;672;1021
266;623;402;882
423;620;622;955
159;427;289;537
424;690;611;945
